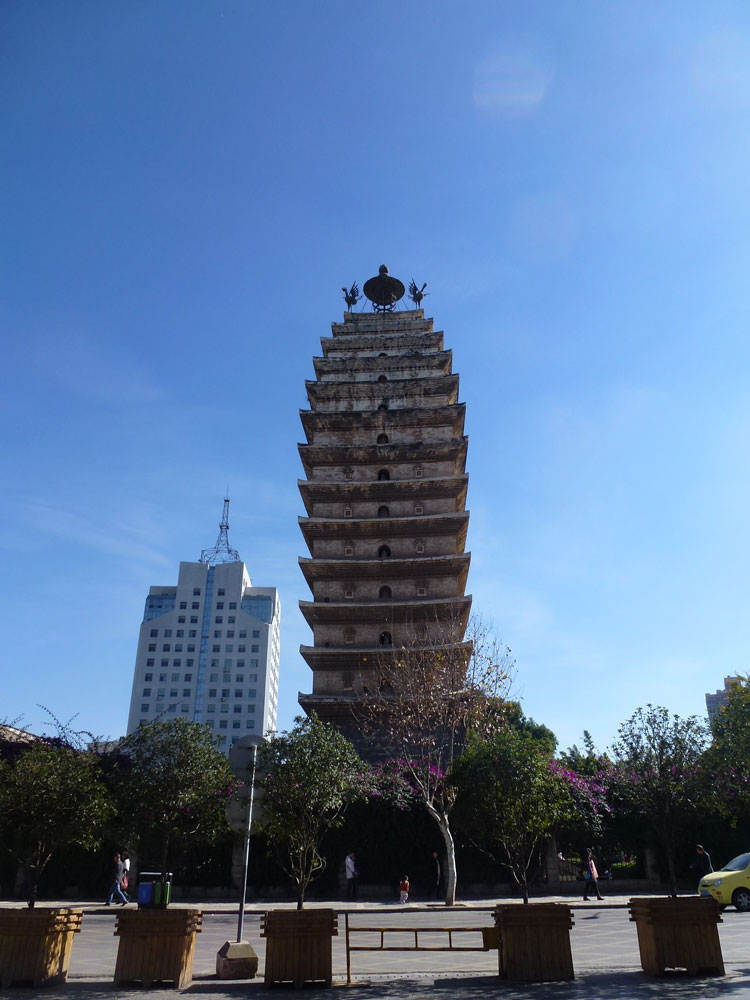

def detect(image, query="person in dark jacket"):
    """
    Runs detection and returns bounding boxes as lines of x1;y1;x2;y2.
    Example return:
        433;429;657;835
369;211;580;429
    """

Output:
583;848;604;901
692;844;713;880
105;853;128;905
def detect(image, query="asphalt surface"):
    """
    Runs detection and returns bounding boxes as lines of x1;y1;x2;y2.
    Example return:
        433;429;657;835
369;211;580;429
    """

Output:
4;896;750;998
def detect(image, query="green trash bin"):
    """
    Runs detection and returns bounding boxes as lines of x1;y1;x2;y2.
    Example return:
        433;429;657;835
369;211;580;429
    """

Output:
137;872;173;909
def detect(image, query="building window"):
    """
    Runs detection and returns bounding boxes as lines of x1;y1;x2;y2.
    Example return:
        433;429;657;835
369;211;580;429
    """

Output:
344;544;354;556
233;720;241;729
250;660;258;668
379;585;392;599
252;630;260;638
209;688;217;697
142;688;151;696
248;705;256;714
215;616;223;623
141;704;149;712
179;601;187;609
251;644;259;652
157;688;166;698
238;645;246;652
225;644;233;653
377;468;390;481
190;616;198;624
236;674;244;682
379;631;392;647
146;658;154;667
214;630;221;638
249;673;257;681
216;602;224;609
173;659;181;667
192;602;199;610
148;644;156;652
239;630;247;639
207;704;216;713
248;688;256;698
170;688;178;697
162;644;170;652
150;629;158;637
189;630;197;638
414;466;423;478
184;673;192;681
377;373;387;382
178;616;185;624
235;689;243;698
414;504;423;514
227;631;234;638
229;602;237;609
181;703;190;712
246;720;255;729
213;645;220;652
210;673;218;682
344;628;356;645
193;588;201;595
344;588;354;599
228;616;235;624
161;659;169;667
183;688;191;697
415;541;425;553
221;705;229;714
186;658;194;667
377;433;389;444
222;689;230;697
217;588;225;596
417;586;427;596
237;659;245;668
144;673;153;681
378;544;391;558
344;467;354;480
378;505;390;517
378;401;388;411
219;720;227;729
233;705;242;713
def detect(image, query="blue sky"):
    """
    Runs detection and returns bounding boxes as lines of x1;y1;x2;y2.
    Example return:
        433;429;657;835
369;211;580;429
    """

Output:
3;1;750;754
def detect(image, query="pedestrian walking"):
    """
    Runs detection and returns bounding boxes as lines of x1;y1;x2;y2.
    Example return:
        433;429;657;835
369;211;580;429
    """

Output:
431;850;442;899
690;844;713;882
399;875;410;904
105;853;128;906
345;850;358;900
583;847;603;901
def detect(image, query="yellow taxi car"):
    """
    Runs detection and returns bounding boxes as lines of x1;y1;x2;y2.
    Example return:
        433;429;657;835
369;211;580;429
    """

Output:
699;852;750;911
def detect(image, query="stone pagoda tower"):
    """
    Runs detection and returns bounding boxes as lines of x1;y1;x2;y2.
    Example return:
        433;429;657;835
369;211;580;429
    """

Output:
297;266;471;740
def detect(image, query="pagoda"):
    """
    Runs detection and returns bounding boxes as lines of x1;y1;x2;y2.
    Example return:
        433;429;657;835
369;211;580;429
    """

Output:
297;266;471;742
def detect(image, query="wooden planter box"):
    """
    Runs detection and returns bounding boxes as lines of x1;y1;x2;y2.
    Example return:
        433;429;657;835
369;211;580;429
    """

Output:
0;908;83;987
628;896;724;976
494;903;574;982
260;909;338;988
113;908;202;989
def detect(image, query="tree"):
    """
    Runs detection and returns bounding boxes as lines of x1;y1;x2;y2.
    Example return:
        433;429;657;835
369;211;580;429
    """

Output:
0;741;113;906
452;727;573;902
118;719;234;883
705;676;750;830
611;705;709;896
256;714;369;909
356;619;513;905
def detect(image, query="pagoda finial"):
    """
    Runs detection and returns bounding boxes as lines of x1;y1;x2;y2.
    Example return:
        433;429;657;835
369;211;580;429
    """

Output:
200;496;241;565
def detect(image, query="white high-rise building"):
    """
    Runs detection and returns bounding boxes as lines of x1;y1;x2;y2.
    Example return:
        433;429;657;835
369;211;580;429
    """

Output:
126;500;280;752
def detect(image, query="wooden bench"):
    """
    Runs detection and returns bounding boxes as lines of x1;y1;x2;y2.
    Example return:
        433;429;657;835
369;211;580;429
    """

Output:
629;897;724;976
113;908;202;989
0;907;83;987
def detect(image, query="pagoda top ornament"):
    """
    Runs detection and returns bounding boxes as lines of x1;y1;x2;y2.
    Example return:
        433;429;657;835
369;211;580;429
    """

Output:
362;265;405;312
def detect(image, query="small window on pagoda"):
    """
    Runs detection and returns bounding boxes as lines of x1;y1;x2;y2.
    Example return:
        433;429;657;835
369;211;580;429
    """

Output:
344;467;354;480
378;352;387;357
343;506;352;517
378;374;387;382
377;468;390;481
344;588;354;599
379;585;392;599
377;433;389;444
415;541;425;553
417;585;427;597
344;544;354;556
414;465;423;478
378;505;390;518
414;504;424;514
342;671;354;690
378;401;389;411
344;628;356;645
379;631;392;647
378;545;391;559
416;623;428;638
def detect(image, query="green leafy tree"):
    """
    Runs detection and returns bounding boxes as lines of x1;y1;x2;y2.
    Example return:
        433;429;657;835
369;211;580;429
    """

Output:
706;676;750;830
118;719;234;883
611;705;709;896
256;715;369;909
0;741;113;906
356;619;513;905
452;727;573;902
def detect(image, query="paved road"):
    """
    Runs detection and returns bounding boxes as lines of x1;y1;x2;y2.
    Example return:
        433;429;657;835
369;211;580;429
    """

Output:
5;901;750;999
